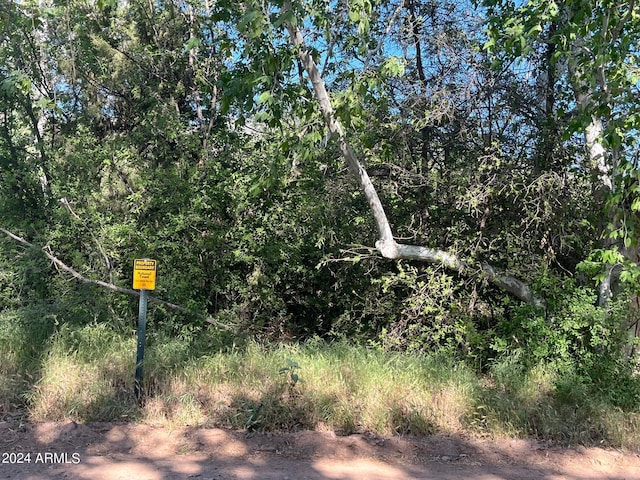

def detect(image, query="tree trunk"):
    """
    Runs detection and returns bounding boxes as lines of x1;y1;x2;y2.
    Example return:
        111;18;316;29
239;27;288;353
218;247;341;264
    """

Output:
569;42;618;306
281;3;544;308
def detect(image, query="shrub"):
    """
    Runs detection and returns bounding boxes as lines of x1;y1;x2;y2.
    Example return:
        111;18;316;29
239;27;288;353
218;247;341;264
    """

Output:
490;276;640;410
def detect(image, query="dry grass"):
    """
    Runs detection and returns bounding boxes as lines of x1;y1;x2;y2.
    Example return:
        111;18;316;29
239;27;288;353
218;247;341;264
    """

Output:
23;331;477;435
1;316;639;449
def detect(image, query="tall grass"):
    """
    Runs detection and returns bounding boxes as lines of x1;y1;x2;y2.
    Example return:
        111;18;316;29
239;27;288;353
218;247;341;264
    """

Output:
1;314;639;450
139;339;478;434
0;307;55;417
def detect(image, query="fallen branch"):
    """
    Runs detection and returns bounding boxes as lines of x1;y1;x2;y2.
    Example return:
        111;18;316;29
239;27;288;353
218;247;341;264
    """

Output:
0;227;232;330
281;5;544;308
375;241;544;308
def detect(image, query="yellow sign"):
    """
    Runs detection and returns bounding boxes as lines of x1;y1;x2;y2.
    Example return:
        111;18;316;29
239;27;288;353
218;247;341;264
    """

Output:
133;259;157;290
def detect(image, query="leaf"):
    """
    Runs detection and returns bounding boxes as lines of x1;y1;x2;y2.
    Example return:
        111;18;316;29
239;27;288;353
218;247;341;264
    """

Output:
527;23;543;36
34;97;56;110
273;9;296;29
380;57;405;77
257;91;272;105
620;270;632;283
238;10;263;38
2;71;32;96
285;358;300;369
184;37;201;52
483;37;495;52
254;111;273;122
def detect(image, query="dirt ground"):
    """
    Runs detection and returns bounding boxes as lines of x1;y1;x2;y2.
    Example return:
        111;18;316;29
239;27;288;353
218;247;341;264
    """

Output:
1;421;639;480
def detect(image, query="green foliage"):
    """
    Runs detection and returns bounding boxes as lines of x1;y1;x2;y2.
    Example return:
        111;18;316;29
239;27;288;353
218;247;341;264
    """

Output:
0;1;639;439
489;276;639;410
484;0;640;251
0;0;594;333
367;263;481;356
279;358;303;389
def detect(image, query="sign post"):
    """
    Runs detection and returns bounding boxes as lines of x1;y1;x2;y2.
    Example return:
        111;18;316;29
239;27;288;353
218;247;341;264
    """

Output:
133;259;156;402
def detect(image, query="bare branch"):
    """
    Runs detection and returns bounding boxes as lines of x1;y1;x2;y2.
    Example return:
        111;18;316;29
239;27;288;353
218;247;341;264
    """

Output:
0;227;232;330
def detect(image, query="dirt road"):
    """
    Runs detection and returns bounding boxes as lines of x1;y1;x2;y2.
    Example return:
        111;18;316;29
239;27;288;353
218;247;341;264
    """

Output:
1;421;639;479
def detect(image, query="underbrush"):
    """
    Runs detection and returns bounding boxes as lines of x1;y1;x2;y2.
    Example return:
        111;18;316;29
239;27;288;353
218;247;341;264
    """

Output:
0;310;639;450
472;355;640;449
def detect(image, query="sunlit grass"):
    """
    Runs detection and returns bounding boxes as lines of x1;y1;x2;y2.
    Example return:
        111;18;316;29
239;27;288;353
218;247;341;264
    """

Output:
27;323;137;421
1;315;639;450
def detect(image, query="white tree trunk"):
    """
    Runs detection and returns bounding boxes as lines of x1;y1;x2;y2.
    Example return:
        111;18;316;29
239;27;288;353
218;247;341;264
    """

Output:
282;4;544;308
584;113;616;306
569;45;618;306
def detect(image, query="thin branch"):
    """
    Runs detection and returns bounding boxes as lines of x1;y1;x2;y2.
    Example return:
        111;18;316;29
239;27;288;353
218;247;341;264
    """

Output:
362;0;405;72
59;197;113;281
0;227;232;330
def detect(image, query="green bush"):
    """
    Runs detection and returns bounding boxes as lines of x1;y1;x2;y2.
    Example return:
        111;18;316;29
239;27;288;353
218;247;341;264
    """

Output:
366;263;484;356
490;276;640;410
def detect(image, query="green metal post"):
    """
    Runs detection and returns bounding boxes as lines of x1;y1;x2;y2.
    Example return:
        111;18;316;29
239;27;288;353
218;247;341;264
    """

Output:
134;288;148;401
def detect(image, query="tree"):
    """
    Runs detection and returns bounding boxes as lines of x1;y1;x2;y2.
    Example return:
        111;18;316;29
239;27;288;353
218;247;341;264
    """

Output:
3;0;633;352
259;1;544;306
482;0;640;305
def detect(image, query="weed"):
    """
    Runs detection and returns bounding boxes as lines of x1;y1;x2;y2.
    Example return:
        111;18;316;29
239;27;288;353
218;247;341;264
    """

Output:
279;359;302;389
